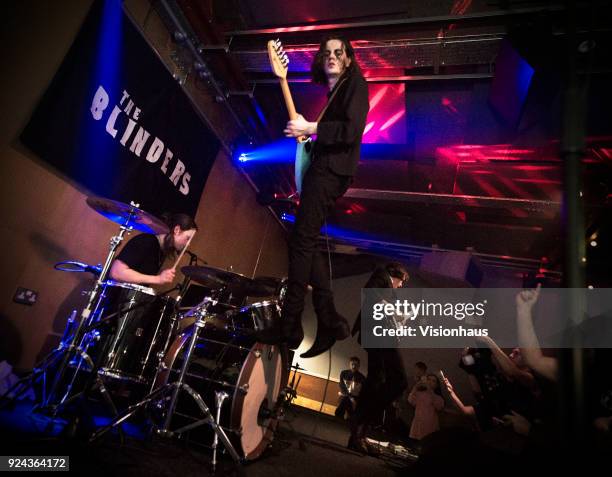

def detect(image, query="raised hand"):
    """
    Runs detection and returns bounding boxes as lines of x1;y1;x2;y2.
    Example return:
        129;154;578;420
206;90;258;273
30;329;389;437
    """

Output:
516;283;542;312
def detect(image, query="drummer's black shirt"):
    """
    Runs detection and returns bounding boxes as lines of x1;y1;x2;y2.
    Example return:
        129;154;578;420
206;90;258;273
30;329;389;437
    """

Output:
115;233;164;276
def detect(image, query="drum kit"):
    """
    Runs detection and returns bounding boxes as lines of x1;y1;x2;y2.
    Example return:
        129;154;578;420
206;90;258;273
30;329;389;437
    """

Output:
0;196;292;467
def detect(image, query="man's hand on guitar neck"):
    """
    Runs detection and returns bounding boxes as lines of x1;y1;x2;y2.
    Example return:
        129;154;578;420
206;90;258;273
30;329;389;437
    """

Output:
284;114;317;137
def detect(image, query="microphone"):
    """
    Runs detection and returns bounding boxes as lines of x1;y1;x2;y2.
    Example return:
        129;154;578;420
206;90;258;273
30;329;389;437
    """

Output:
185;250;207;264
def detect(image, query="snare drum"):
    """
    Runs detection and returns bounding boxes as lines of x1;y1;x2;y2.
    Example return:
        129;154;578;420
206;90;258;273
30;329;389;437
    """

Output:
96;281;177;384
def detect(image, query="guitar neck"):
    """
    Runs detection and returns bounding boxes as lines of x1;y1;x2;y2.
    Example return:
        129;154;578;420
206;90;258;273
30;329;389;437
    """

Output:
279;78;308;143
279;77;298;120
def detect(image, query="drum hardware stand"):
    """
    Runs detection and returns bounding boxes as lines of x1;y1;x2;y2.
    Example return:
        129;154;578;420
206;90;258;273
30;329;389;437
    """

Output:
141;255;195;396
274;361;356;456
89;300;244;466
173;252;197;310
0;312;77;409
0;312;112;420
42;202;140;414
270;361;301;430
0;202;141;435
211;391;229;472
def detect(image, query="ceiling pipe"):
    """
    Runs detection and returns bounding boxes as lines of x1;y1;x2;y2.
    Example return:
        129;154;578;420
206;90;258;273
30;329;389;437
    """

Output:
158;0;252;140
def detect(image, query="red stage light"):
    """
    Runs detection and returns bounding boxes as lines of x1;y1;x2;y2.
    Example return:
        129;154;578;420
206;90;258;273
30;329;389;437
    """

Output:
362;83;406;144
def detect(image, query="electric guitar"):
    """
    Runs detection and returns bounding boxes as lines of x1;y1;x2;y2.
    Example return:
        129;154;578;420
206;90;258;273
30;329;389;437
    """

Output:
267;39;312;194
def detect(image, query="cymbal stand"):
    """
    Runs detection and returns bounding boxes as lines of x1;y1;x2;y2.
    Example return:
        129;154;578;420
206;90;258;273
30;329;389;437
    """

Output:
143;253;196;396
41;202;140;413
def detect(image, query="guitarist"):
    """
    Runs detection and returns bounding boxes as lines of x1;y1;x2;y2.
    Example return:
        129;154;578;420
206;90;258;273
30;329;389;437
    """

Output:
258;36;369;358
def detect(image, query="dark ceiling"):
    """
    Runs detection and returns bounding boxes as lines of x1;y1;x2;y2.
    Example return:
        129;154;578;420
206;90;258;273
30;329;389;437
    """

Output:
164;0;612;280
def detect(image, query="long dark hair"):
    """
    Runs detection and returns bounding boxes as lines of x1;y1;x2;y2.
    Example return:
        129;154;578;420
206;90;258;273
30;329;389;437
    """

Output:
427;373;443;397
386;261;409;282
311;35;363;85
161;213;197;256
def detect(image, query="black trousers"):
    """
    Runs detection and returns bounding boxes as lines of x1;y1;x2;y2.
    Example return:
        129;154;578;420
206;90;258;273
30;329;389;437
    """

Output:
354;348;408;427
335;395;358;418
282;157;352;321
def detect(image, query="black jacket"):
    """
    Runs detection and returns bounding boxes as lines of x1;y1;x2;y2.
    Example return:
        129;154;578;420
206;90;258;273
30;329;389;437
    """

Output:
314;71;369;176
351;267;394;342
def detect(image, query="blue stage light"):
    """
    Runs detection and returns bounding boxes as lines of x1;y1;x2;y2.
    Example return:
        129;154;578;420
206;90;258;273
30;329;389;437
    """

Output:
280;212;296;223
79;0;124;183
281;213;385;242
235;138;296;164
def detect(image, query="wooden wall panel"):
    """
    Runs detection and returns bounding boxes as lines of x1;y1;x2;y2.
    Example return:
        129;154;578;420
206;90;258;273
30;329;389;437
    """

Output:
0;0;288;370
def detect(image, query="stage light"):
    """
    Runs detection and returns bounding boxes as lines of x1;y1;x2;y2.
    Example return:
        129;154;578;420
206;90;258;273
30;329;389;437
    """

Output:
590;240;598;247
280;213;382;241
281;213;296;223
234;138;296;164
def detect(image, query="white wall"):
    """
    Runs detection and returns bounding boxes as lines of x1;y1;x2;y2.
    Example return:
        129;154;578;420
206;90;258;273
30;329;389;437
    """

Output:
293;264;524;404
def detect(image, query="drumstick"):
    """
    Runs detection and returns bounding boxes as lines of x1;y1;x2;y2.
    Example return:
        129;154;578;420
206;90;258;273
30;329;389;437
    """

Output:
171;232;195;270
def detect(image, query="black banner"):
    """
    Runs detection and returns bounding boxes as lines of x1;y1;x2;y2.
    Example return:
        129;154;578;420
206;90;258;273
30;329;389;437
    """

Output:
21;0;220;217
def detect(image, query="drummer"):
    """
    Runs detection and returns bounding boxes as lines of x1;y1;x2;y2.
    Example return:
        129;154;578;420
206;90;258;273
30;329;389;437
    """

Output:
110;213;197;286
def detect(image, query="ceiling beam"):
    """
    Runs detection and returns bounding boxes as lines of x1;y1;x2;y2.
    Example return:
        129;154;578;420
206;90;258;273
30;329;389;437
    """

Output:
224;5;565;37
249;72;494;84
343;188;561;212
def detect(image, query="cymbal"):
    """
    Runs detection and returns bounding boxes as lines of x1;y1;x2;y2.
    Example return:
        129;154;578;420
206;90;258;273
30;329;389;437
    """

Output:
181;266;277;297
86;196;169;234
181;265;253;290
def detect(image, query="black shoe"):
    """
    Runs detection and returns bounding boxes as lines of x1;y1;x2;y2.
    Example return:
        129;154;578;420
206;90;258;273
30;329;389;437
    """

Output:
347;435;368;454
300;327;335;359
300;314;350;358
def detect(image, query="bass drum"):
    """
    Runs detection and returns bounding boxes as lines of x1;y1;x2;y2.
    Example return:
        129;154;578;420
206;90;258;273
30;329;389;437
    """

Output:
153;323;287;460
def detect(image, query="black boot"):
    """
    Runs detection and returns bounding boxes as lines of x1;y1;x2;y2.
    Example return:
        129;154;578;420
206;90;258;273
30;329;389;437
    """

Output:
282;318;304;350
300;312;350;358
347;422;369;454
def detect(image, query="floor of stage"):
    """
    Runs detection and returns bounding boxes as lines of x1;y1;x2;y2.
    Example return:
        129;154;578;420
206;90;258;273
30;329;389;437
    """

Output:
0;400;413;476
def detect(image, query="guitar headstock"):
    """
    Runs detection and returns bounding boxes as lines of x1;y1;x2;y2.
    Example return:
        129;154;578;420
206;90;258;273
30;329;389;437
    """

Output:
267;39;289;79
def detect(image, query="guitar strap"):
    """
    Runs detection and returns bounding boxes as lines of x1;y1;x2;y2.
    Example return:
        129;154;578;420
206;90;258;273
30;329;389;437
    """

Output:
315;76;347;123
